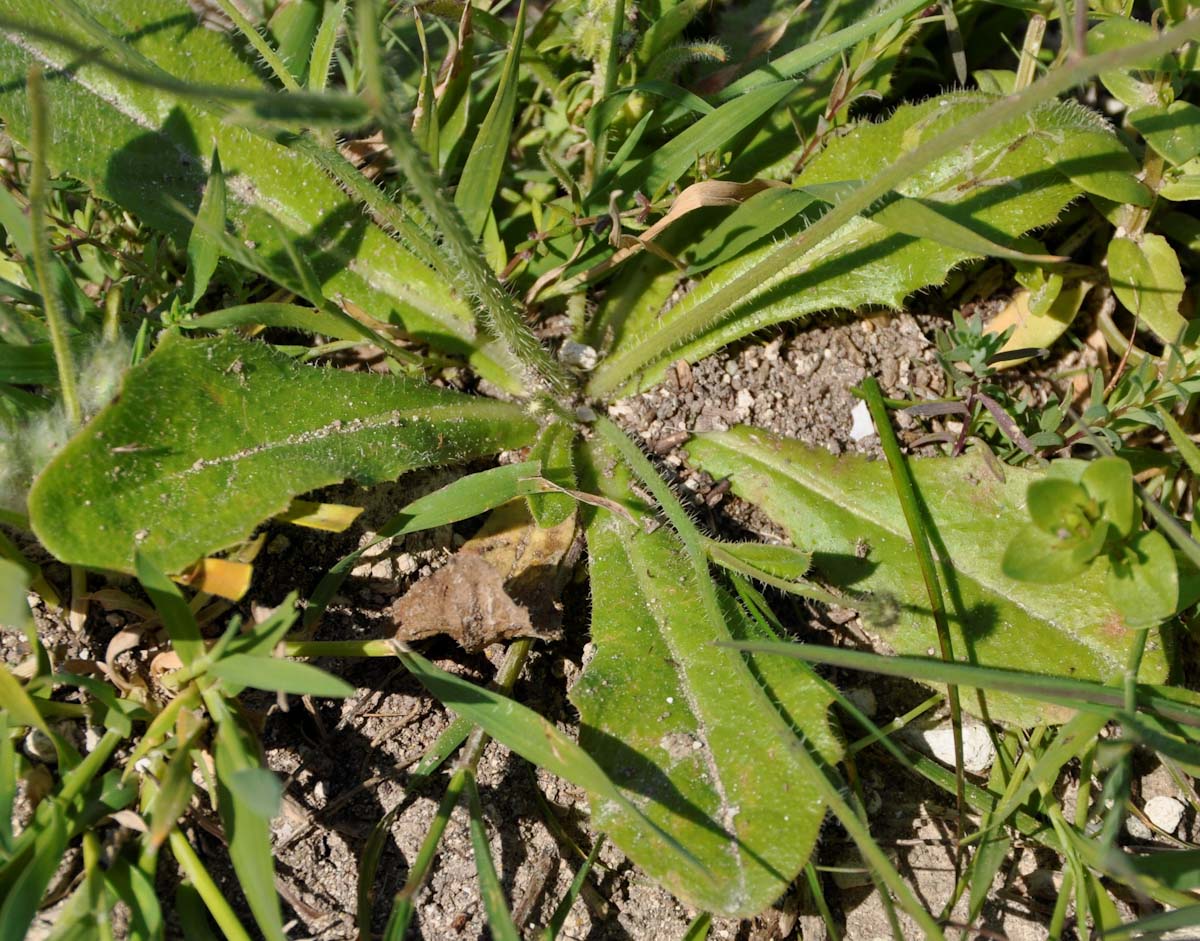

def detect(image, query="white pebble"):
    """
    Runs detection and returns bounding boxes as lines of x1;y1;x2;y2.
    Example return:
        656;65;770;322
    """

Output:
849;400;875;442
559;341;598;371
1145;795;1186;835
913;722;995;774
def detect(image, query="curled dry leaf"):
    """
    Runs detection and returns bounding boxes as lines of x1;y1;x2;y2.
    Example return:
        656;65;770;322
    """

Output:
390;554;544;653
389;501;576;652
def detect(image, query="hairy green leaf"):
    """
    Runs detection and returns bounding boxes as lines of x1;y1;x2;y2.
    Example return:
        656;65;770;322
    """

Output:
573;437;841;916
591;93;1111;396
687;427;1171;726
29;333;536;575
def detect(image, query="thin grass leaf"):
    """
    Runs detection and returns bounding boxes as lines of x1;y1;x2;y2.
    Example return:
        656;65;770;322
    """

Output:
615;80;798;200
146;722;206;850
455;0;526;238
269;0;322;82
722;641;1199;727
307;0;346;91
0;661;51;737
0;809;68;941
383;768;469;940
409;714;475;780
718;0;930;99
870;195;1066;263
465;773;521;941
356;802;401;938
185;148;226;306
207;694;285;941
540;836;604;941
135;553;205;667
682;913;712;940
0;713;11;856
1104;903;1200;939
1157;405;1200;477
183;302;370;340
397;647;713;890
168;832;254;941
212;0;302;91
209;653;355;697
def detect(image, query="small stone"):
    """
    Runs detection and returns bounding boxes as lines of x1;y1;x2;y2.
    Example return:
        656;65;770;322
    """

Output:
912;722;995;774
1024;868;1063;902
559;341;598;370
849;400;875;441
1144;795;1185;835
1126;814;1153;840
845;687;877;717
23;729;57;764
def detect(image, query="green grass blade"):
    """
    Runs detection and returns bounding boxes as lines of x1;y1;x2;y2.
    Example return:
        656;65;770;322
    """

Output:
681;912;712;940
724;640;1200;727
145;724;205;850
409;714;474;780
615;80;796;200
206;693;285;941
455;0;526;239
307;0;346;91
183;302;367;340
185;148;226;306
211;0;302;91
209;654;355;697
540;836;604;941
383;768;469;940
717;0;930;100
168;832;254;941
397;647;712;890
0;806;68;941
135;553;205;667
465;773;522;941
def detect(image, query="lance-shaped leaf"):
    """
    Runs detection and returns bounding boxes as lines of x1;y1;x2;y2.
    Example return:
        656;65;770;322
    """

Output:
687;427;1171;726
0;0;521;391
28;333;536;575
591;93;1116;396
573;437;841;916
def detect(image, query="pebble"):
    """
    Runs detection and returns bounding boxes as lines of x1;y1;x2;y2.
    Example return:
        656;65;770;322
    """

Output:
849;400;875;441
845;687;878;717
1145;795;1186;835
23;729;57;764
558;341;597;371
913;722;996;774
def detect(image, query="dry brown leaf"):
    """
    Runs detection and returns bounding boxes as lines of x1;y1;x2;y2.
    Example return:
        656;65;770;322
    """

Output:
389;501;576;652
390;554;547;652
